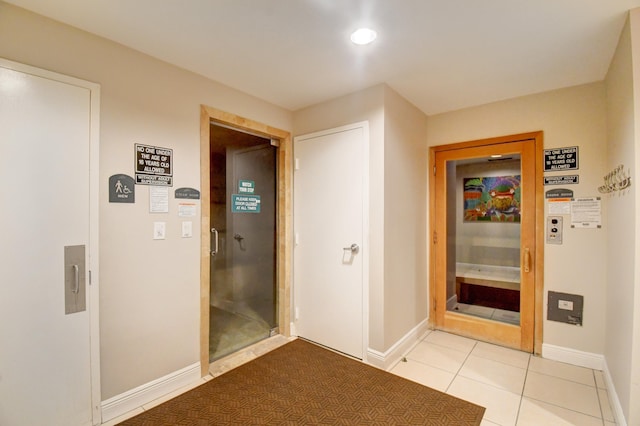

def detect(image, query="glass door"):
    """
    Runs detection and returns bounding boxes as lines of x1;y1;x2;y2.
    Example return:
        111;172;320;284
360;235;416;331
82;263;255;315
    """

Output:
209;124;278;362
433;137;538;352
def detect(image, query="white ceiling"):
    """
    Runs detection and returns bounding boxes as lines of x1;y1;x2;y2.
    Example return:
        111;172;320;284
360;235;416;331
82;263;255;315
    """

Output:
7;0;640;115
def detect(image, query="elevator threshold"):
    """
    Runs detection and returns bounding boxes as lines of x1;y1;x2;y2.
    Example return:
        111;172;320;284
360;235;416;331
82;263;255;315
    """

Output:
209;334;293;377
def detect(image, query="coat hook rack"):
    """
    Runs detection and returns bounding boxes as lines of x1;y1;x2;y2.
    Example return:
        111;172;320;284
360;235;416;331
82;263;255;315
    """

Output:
598;164;632;194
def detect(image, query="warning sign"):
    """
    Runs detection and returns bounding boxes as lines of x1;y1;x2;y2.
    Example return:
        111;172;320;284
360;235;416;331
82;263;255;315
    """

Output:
232;194;261;213
238;180;255;193
135;144;173;186
544;146;578;171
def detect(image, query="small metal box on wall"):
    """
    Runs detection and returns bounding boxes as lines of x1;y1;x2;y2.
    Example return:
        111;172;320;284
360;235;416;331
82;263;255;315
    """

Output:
547;291;583;326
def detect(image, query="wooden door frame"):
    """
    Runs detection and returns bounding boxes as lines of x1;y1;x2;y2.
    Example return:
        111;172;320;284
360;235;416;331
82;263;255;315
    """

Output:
199;106;291;376
428;131;544;354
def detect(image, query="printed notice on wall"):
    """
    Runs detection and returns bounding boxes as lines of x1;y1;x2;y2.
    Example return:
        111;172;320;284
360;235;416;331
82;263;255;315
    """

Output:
150;186;169;213
548;199;571;215
178;203;197;217
135;144;173;186
544;146;578;171
571;197;601;228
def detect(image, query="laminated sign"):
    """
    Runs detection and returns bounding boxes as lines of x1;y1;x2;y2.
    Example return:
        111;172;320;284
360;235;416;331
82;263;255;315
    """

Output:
544;146;578;171
135;144;173;186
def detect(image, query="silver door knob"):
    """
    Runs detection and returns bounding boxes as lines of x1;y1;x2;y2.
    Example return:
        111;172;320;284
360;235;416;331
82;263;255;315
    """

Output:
343;243;359;254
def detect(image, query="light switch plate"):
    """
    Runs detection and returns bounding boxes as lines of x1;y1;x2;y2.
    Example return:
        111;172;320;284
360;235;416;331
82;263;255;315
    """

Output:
558;300;574;310
153;222;166;240
182;221;193;238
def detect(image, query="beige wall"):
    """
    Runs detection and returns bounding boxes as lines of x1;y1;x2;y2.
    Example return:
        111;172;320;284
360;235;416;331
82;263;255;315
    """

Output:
382;87;429;348
427;82;608;355
293;84;429;352
294;85;387;351
631;10;640;422
0;2;292;400
604;10;640;424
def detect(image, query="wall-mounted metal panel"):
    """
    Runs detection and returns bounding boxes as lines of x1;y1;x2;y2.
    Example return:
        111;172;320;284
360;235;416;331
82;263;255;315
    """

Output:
64;245;86;314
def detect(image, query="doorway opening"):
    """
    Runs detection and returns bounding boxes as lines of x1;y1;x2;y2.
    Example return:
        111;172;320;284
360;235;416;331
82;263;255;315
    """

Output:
200;106;291;374
429;132;544;354
209;125;277;361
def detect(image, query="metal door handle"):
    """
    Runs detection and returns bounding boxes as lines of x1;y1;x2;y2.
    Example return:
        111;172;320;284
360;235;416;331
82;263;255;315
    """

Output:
343;243;360;254
211;228;219;256
72;264;80;294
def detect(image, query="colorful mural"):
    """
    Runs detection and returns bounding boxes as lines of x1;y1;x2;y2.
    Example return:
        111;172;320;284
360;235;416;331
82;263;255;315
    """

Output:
463;176;521;222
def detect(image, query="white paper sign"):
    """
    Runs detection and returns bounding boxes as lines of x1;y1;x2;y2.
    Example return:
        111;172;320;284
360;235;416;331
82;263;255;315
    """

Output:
178;203;197;217
548;199;571;215
150;186;169;213
571;197;601;228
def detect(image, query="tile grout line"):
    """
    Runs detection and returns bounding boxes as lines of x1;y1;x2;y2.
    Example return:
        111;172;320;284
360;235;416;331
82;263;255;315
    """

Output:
444;340;477;393
593;369;607;425
513;352;533;426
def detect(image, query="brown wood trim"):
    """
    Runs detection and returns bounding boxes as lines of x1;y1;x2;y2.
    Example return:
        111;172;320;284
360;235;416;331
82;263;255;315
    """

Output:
430;131;542;154
428;148;437;329
199;106;211;378
199;105;291;377
533;132;544;356
428;131;544;353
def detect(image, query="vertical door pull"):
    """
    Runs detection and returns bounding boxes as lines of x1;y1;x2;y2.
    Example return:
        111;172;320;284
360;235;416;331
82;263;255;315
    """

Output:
211;228;219;256
523;248;531;273
72;264;80;294
64;245;86;314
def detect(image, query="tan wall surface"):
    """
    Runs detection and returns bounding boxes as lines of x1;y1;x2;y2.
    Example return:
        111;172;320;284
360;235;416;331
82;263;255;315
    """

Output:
605;9;640;424
605;14;635;422
382;86;429;348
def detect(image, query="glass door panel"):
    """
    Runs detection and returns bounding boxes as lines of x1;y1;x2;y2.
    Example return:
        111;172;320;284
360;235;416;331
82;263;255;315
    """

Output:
445;156;522;325
209;124;277;362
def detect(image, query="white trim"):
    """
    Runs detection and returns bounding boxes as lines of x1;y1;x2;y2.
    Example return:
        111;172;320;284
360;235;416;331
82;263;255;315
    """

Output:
541;343;604;370
0;57;102;425
360;122;370;363
101;362;201;422
366;319;431;370
602;359;627;426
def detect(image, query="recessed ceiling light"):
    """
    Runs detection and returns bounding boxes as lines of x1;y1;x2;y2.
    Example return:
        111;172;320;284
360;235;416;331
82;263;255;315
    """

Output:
350;28;377;45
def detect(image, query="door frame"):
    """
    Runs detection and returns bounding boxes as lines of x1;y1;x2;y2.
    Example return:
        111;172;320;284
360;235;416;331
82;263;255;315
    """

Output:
199;105;291;376
428;131;544;354
0;58;102;423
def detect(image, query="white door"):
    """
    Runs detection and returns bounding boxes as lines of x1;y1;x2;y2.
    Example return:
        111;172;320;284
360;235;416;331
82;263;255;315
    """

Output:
293;122;368;359
0;60;100;425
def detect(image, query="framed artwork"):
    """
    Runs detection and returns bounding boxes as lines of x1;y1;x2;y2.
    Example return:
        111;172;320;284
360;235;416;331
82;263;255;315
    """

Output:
463;176;521;222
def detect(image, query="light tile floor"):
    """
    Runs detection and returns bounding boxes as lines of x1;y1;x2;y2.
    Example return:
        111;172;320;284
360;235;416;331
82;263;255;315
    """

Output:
390;330;616;426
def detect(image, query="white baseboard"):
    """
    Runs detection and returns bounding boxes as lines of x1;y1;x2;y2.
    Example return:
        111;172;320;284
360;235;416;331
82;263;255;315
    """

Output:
602;359;627;426
541;343;604;370
366;319;430;370
101;362;201;422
